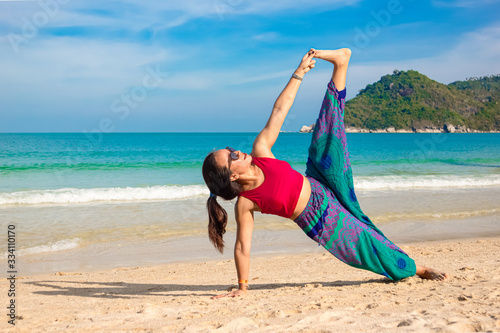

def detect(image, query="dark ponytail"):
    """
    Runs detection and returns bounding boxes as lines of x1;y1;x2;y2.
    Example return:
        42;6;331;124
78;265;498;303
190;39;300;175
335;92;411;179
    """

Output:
206;195;228;253
202;152;242;253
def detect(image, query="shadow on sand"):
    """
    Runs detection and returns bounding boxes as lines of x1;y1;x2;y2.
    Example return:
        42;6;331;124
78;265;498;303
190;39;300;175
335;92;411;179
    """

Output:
25;278;396;299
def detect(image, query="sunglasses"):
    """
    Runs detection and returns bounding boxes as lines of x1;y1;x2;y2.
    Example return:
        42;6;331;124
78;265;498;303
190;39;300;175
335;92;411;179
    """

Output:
226;146;238;168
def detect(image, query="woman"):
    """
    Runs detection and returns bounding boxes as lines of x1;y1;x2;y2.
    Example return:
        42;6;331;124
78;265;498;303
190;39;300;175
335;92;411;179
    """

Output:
202;48;448;299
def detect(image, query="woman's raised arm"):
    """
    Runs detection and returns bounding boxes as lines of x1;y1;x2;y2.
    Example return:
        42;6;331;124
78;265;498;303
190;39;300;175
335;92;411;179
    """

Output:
252;50;316;158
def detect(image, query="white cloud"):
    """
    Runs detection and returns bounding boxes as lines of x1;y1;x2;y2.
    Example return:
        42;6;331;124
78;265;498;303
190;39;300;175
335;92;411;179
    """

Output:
1;0;361;34
154;69;293;90
233;70;291;85
0;37;172;102
221;0;360;15
117;0;360;17
0;1;40;28
253;32;280;42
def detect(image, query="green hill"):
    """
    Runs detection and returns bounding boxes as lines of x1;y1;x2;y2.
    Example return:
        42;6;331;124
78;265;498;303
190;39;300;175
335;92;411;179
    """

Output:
344;70;500;132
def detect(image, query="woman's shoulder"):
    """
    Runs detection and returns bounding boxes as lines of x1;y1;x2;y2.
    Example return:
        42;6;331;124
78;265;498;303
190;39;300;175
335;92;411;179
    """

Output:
249;155;275;169
251;144;275;159
251;155;275;160
236;195;261;213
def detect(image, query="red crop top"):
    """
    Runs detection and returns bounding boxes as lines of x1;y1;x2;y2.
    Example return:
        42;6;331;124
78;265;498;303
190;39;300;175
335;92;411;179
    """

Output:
239;157;304;218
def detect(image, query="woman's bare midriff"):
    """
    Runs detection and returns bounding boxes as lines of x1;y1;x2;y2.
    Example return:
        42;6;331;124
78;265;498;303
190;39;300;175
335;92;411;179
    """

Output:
290;176;311;220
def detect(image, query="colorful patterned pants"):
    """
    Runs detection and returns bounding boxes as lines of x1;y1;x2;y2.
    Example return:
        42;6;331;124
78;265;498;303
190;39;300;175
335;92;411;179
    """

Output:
293;79;416;280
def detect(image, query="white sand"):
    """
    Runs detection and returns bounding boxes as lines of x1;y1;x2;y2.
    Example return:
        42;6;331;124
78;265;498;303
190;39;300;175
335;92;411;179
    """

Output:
2;236;500;332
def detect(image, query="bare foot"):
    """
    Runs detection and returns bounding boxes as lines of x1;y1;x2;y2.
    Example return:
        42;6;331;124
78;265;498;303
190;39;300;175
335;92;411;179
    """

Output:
416;265;448;281
313;48;351;66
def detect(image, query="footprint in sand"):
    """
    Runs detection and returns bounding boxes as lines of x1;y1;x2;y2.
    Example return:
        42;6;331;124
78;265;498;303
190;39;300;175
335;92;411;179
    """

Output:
397;319;413;327
459;266;475;271
446;321;481;332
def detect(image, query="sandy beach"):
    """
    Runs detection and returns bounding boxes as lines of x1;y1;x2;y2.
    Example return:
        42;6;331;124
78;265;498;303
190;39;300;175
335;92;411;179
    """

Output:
3;236;499;332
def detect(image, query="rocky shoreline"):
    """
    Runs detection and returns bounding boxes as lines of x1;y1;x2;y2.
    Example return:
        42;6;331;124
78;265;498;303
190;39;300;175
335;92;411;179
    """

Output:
299;124;499;133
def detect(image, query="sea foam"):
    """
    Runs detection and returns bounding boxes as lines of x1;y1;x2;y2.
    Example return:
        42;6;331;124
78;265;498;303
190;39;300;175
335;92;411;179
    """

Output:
0;185;208;205
0;238;81;258
354;175;500;191
1;175;499;206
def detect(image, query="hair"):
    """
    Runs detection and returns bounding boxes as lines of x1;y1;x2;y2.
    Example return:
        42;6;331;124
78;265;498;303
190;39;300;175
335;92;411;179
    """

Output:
202;151;242;253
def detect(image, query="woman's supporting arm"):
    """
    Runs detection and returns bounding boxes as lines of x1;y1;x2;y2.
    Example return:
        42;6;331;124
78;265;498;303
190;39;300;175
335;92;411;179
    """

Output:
211;198;254;299
252;50;316;157
233;206;254;293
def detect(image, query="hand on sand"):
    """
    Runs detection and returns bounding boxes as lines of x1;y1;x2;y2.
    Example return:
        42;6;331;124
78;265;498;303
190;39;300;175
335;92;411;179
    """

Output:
211;288;247;299
295;48;316;76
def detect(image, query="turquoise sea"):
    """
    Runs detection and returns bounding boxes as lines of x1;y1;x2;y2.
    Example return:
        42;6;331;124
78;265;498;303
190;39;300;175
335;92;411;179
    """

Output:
1;133;499;275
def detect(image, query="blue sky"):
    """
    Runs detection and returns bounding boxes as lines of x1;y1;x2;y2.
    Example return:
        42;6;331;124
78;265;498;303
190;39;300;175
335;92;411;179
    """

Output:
0;0;499;132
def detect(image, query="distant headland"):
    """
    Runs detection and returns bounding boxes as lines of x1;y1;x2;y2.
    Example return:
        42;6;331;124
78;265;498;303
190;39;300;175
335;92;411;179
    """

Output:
299;123;495;133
